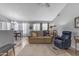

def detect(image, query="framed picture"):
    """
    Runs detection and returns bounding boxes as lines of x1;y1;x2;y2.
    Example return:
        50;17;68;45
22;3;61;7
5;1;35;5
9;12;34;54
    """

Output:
74;17;79;28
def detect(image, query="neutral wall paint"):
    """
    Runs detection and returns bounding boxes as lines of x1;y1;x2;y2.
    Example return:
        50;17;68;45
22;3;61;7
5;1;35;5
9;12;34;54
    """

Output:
53;3;79;49
0;3;66;21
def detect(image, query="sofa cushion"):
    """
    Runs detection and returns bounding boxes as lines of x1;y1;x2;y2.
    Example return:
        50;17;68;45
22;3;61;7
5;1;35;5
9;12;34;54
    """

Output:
31;32;37;37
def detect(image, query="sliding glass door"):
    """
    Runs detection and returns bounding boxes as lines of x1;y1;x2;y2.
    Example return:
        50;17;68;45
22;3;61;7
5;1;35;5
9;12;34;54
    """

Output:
42;23;48;31
22;23;30;36
33;23;40;31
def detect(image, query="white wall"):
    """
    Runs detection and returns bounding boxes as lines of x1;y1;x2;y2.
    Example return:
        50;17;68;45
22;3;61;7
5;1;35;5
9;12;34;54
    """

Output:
53;3;79;49
0;3;66;21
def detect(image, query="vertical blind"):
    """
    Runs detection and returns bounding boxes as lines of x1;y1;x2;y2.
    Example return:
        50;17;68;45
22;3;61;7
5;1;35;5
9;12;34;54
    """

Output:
0;21;48;36
0;21;30;36
42;23;48;30
22;23;30;36
32;23;48;31
33;23;40;31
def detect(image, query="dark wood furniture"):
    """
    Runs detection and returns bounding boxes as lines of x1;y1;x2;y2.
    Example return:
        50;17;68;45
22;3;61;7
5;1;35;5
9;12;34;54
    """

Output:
14;32;22;40
74;36;79;55
0;44;15;56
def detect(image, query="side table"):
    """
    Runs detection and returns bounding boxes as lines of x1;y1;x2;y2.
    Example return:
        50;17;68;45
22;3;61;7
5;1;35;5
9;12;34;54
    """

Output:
74;36;79;55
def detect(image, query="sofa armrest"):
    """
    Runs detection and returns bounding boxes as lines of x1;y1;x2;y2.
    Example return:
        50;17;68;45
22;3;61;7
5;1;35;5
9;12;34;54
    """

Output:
55;36;62;40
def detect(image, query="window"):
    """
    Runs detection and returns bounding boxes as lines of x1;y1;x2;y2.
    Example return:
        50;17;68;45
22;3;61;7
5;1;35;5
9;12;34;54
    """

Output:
2;22;7;30
22;23;30;36
18;23;22;30
7;22;11;30
14;22;19;30
42;23;48;30
0;22;11;30
10;21;19;30
22;23;26;34
0;22;2;30
33;23;40;31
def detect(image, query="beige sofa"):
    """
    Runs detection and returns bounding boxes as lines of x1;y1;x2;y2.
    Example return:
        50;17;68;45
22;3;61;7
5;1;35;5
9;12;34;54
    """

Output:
29;31;52;44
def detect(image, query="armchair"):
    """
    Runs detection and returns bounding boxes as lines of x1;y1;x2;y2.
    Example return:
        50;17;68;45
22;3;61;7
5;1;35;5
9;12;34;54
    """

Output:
54;31;72;49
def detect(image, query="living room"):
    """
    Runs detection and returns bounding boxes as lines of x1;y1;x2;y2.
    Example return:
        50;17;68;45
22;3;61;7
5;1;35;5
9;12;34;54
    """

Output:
0;2;79;56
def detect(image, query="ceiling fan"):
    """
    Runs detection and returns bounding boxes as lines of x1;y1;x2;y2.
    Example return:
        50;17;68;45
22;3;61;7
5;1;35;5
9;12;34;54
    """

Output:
37;3;50;7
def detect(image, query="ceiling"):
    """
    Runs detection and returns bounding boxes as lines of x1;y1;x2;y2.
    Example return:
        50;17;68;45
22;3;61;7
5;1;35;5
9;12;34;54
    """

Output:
0;3;66;22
